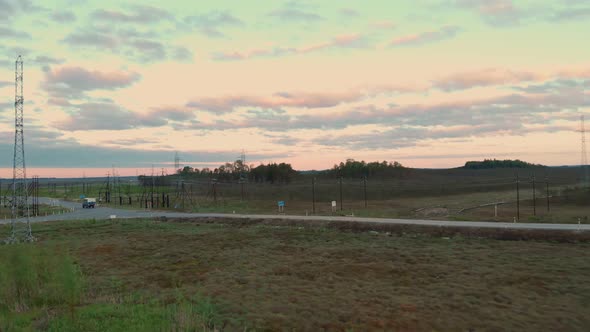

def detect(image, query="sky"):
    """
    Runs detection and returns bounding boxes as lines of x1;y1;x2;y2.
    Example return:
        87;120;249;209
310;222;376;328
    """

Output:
0;0;589;177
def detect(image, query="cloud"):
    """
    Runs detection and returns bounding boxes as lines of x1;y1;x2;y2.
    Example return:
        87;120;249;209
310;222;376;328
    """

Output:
512;79;590;94
0;0;15;20
90;5;174;24
450;0;526;26
0;0;45;21
43;66;141;99
265;134;302;146
55;103;198;131
269;8;323;22
62;31;118;49
449;0;590;26
54;102;169;131
172;46;193;61
0;25;32;39
128;39;166;61
176;83;590;137
149;107;196;121
213;33;369;60
339;8;360;17
0;133;288;167
47;98;72;107
0;81;11;88
389;25;461;47
61;29;193;63
433;68;542;91
186;90;366;113
50;10;76;22
183;11;243;38
313;122;528;150
30;55;66;66
549;7;590;22
0;101;12;111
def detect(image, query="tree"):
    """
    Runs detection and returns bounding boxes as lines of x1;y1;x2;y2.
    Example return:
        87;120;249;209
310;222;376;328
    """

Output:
327;159;405;178
463;159;545;169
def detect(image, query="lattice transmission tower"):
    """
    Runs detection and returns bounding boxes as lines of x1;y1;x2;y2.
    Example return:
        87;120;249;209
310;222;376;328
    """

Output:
581;115;589;187
7;55;34;243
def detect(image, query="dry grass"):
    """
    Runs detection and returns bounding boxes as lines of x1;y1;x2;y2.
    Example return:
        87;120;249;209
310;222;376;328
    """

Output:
2;218;588;331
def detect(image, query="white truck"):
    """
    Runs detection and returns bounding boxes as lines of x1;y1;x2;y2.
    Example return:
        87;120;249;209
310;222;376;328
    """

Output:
82;197;96;208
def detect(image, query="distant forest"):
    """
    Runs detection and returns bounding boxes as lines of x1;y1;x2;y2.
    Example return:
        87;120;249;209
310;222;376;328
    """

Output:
462;159;546;169
137;158;545;186
138;158;407;185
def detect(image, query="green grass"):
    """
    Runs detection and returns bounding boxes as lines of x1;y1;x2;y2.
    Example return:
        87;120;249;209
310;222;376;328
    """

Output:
46;295;228;332
0;244;83;331
1;218;589;330
0;237;230;331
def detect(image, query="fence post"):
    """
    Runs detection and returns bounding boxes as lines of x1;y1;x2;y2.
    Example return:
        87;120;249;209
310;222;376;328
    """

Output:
241;182;244;201
363;176;367;208
546;176;550;212
339;177;343;211
312;177;316;215
516;172;520;221
213;182;217;203
533;174;537;216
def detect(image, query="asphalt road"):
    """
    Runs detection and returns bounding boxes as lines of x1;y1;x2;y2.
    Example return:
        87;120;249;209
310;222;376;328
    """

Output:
1;197;588;232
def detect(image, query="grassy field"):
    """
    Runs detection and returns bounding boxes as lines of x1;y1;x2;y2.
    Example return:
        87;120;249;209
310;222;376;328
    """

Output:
1;218;589;331
0;204;71;220
30;166;590;224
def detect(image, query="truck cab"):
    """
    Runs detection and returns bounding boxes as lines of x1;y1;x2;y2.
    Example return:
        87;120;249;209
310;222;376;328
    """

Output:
82;198;96;208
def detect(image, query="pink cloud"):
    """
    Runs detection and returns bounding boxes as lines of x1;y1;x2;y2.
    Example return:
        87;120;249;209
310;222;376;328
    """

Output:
43;66;141;98
213;33;369;60
389;25;461;47
433;68;543;91
186;90;365;112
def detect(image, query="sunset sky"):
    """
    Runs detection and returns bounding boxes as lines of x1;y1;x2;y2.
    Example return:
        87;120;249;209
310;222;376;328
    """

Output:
1;0;589;177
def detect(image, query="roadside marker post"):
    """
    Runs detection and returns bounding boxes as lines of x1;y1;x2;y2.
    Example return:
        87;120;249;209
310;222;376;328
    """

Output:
278;201;285;213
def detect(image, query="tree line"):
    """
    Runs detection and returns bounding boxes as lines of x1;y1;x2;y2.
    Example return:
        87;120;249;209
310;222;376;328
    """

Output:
171;160;298;184
136;158;545;186
323;159;406;178
462;159;545;169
